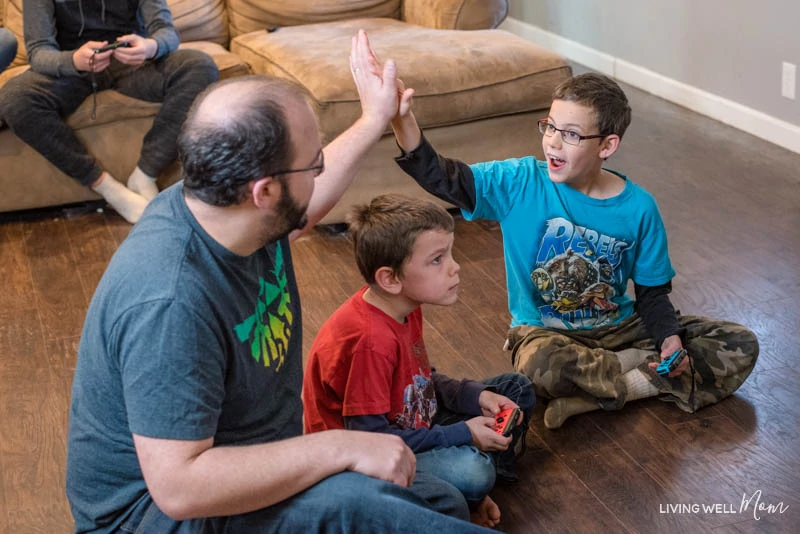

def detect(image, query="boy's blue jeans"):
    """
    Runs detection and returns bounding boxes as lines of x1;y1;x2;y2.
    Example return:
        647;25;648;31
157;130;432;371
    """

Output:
416;445;495;503
417;372;535;503
119;471;493;533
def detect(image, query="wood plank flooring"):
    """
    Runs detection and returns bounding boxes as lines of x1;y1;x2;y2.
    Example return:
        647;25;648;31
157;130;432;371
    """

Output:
1;75;799;532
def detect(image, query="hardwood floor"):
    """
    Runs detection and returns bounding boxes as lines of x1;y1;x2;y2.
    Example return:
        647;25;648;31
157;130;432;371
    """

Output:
1;76;799;533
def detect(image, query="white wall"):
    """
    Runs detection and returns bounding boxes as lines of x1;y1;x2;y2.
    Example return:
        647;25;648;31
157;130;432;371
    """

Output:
505;0;800;153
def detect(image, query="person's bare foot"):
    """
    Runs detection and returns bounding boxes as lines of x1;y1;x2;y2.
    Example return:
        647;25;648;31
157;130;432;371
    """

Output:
470;495;501;528
127;166;159;201
91;172;148;224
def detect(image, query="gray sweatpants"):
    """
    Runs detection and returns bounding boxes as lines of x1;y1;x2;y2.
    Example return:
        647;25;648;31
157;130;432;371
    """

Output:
0;49;218;185
507;314;759;413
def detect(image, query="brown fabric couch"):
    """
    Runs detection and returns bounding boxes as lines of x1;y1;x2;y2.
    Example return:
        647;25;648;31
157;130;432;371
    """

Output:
0;0;571;224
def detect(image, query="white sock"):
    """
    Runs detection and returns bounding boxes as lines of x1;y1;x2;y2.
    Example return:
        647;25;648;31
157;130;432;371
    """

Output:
92;172;148;224
616;347;656;373
127;167;159;201
622;369;659;401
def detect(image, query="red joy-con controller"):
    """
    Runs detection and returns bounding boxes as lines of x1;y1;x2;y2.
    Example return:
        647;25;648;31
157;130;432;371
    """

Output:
493;407;521;437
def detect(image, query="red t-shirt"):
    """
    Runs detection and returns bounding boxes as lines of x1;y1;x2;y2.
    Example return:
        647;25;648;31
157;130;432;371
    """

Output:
303;287;437;433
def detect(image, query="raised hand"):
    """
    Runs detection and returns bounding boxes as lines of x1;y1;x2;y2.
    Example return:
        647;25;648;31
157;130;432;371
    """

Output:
349;30;414;127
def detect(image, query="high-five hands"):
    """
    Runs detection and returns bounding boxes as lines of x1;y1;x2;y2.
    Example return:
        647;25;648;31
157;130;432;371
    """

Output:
349;29;415;124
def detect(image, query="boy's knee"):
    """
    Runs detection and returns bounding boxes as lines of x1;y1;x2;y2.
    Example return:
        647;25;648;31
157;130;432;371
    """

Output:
170;49;219;85
0;78;30;123
457;455;496;502
419;446;495;502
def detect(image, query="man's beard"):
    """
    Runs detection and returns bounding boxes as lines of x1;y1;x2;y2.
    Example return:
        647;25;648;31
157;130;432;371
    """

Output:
261;182;309;244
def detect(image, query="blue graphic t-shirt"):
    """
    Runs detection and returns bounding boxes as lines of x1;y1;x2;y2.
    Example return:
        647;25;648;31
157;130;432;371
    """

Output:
467;157;674;329
66;183;302;533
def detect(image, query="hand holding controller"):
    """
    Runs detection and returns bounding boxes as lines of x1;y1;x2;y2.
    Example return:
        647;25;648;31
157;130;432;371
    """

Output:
93;41;130;54
656;348;687;376
493;407;521;437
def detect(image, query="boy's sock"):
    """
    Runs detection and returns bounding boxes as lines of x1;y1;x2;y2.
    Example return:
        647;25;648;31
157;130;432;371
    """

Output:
543;397;599;429
92;172;148;224
616;347;655;373
127;167;159;201
622;368;659;401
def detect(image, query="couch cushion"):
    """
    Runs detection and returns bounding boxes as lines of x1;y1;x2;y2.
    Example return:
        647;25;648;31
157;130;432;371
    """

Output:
226;0;400;38
178;41;250;79
168;0;229;46
230;18;570;140
402;0;508;30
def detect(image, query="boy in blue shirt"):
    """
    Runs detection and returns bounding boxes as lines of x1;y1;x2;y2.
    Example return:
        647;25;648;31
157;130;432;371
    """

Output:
371;53;758;429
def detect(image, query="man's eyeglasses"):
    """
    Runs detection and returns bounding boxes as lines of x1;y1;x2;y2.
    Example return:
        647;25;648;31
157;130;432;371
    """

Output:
537;119;607;146
271;152;325;177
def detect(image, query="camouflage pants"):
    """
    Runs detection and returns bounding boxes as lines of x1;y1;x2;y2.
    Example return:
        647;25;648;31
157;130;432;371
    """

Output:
506;314;759;413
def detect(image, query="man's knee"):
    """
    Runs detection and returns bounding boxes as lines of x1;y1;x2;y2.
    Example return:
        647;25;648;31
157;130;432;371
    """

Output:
305;472;468;524
449;451;496;503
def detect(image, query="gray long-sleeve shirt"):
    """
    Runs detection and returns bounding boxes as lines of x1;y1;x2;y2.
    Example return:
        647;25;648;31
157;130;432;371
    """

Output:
24;0;179;77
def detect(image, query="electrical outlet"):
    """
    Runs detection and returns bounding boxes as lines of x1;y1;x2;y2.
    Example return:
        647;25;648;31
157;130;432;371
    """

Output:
782;61;796;100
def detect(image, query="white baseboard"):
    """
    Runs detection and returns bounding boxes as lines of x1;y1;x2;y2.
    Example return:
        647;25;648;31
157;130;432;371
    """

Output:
500;17;800;155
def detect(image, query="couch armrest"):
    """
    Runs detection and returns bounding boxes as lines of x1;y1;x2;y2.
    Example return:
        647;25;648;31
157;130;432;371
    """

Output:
402;0;508;30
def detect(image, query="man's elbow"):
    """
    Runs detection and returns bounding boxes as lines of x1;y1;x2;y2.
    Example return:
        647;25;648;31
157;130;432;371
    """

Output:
147;480;205;521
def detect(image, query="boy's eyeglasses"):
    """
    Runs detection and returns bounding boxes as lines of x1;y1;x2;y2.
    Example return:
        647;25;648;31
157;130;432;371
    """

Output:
272;152;325;177
537;119;607;146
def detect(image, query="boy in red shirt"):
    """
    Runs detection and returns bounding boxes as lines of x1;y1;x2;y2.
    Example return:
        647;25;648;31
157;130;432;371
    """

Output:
303;194;534;527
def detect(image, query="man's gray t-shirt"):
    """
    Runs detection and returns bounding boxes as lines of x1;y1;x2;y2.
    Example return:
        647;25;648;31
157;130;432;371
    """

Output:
66;183;303;533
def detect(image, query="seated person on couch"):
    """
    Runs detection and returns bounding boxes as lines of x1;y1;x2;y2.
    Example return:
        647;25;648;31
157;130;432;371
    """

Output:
0;0;218;223
357;34;758;430
302;194;535;528
0;27;16;71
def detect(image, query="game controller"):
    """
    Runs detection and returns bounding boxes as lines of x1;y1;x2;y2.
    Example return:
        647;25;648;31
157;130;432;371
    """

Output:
493;407;521;437
93;41;130;54
656;348;688;376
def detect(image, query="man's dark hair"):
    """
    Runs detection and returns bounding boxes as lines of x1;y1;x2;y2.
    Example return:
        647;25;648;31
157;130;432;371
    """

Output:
347;194;455;284
552;73;632;139
179;75;313;206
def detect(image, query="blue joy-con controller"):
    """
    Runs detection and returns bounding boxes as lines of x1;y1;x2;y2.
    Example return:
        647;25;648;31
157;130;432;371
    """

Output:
656;349;687;376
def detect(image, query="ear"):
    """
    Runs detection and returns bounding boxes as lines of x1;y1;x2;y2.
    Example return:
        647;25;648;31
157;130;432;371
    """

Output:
599;134;621;160
250;176;280;210
373;266;403;295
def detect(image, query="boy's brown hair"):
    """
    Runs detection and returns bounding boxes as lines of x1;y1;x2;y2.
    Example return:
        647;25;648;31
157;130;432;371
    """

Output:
348;194;454;284
552;73;632;139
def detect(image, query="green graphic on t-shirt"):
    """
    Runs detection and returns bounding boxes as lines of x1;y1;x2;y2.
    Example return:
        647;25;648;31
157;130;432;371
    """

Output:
234;243;293;371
